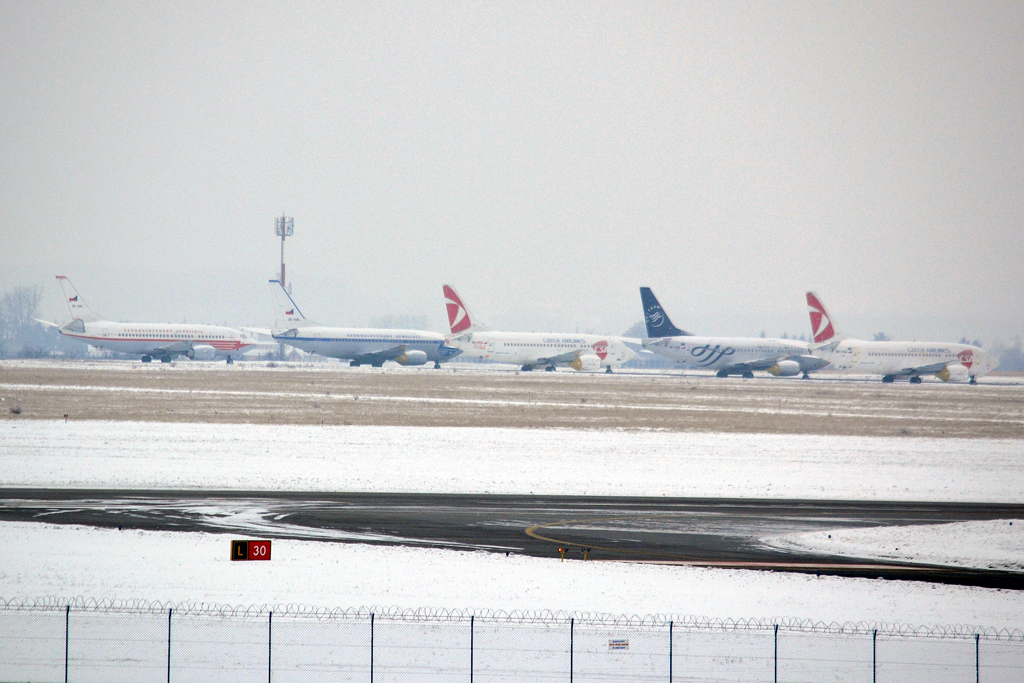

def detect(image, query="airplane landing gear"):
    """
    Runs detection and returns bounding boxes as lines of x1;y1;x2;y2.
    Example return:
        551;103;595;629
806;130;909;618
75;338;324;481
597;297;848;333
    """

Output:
605;366;613;374
160;356;171;363
434;362;441;369
909;376;922;384
372;362;384;368
226;356;234;365
882;375;895;383
141;355;152;363
521;365;533;372
715;370;728;378
802;372;811;379
545;365;556;372
970;377;978;385
742;371;754;379
350;361;360;367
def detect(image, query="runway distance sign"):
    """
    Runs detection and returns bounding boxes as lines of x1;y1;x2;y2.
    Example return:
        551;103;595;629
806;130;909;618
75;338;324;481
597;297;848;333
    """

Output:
231;540;271;561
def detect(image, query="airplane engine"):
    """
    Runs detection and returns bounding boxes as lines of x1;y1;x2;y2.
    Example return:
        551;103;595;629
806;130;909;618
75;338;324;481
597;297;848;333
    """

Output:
569;355;602;371
395;349;429;366
935;364;969;382
767;360;801;377
186;345;218;361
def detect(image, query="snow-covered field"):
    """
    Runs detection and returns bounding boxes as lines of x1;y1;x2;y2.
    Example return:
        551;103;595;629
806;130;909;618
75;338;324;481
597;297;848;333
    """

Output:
2;419;1023;630
2;420;1022;501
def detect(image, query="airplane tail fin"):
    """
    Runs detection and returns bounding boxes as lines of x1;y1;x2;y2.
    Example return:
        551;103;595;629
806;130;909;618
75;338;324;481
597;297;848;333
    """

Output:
443;285;489;335
55;276;104;323
639;287;690;338
806;291;845;344
269;280;318;329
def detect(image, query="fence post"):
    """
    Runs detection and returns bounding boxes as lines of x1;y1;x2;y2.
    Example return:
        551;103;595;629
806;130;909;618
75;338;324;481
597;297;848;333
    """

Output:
470;615;474;683
268;611;273;683
669;620;673;683
64;604;70;683
773;624;778;683
570;617;574;683
167;608;172;683
975;633;980;683
872;629;877;683
370;613;375;683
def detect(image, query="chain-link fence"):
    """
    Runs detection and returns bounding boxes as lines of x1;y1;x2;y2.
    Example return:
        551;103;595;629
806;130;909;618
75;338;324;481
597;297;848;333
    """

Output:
2;597;1022;682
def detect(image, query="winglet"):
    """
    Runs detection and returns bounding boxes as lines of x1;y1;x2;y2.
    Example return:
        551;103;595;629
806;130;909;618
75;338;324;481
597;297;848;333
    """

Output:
443;285;489;334
639;287;690;338
55;276;104;323
806;291;845;343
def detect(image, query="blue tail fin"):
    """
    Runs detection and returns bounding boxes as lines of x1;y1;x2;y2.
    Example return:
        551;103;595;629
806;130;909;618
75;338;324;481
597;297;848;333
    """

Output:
640;287;690;338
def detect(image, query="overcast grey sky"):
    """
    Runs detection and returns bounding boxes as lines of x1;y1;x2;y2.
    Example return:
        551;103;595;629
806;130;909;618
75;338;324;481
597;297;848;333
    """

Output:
2;2;1021;343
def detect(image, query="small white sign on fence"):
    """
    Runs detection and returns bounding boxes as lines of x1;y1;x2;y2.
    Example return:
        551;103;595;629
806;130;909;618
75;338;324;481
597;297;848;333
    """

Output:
609;639;629;651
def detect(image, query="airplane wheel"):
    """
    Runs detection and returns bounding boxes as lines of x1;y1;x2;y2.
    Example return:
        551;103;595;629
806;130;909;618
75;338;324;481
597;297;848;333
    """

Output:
802;373;810;379
545;366;556;372
434;362;441;369
605;366;612;374
160;357;171;363
350;361;360;367
715;370;728;378
226;356;234;365
882;375;895;383
372;363;383;368
910;376;922;384
742;371;754;379
141;356;152;363
521;365;533;372
970;377;978;385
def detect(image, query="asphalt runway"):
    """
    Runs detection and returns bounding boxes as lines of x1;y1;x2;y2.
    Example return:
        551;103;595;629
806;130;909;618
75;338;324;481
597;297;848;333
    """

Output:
2;489;1021;590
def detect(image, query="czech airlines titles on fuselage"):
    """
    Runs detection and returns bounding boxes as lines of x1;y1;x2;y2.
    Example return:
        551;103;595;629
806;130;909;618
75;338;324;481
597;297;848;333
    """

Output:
443;285;635;372
805;292;998;384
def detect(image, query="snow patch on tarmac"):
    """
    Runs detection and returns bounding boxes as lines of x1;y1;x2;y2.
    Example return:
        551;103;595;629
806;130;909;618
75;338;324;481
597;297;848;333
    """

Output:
768;519;1024;571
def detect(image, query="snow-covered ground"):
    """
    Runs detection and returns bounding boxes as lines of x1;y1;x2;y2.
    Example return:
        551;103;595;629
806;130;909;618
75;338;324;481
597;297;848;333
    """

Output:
2;420;1022;502
769;519;1024;572
2;419;1022;630
2;522;1022;630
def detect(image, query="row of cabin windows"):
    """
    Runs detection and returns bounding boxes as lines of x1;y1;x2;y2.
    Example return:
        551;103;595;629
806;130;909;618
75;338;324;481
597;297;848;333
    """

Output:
865;352;949;357
117;331;228;339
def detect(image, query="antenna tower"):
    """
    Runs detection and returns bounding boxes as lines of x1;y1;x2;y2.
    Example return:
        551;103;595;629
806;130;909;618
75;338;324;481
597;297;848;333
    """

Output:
275;214;294;292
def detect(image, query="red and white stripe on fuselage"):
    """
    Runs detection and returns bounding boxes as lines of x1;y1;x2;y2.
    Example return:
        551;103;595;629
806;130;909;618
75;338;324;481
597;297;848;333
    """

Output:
61;323;249;355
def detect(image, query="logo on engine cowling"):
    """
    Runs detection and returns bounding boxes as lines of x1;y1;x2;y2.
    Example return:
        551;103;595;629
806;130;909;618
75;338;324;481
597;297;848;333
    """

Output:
592;341;608;360
958;349;974;369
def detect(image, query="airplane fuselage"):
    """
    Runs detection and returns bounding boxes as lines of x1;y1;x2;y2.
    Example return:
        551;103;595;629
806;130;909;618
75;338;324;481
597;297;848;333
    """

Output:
812;340;998;380
643;336;810;371
273;327;460;363
449;331;634;369
60;321;250;360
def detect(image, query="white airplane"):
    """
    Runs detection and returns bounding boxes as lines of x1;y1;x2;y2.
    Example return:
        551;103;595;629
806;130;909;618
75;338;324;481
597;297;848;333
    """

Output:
442;285;635;372
640;287;829;378
806;292;998;384
269;280;461;368
48;276;251;363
